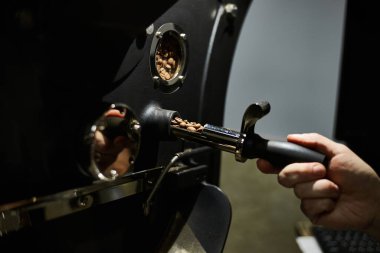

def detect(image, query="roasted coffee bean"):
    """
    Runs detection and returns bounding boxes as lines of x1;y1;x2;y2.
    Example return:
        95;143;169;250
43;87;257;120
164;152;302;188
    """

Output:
171;117;204;132
154;36;180;81
174;117;183;123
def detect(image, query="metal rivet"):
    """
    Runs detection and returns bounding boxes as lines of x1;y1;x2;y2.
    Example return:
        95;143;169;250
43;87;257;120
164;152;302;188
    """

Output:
132;123;141;133
155;31;163;38
180;33;187;40
77;196;91;208
224;3;238;18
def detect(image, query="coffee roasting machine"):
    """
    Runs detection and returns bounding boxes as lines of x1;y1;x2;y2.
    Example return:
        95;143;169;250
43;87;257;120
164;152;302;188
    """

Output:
0;0;325;252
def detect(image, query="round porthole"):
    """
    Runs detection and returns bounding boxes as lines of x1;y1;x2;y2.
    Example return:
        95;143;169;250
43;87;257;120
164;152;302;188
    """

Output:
82;103;141;181
150;23;188;93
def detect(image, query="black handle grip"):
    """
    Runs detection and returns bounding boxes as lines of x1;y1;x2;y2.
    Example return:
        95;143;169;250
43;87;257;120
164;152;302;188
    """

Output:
243;134;327;167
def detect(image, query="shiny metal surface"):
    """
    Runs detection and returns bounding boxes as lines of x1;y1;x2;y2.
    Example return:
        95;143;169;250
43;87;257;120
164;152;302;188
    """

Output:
0;167;162;236
84;103;141;181
171;126;239;154
240;101;271;134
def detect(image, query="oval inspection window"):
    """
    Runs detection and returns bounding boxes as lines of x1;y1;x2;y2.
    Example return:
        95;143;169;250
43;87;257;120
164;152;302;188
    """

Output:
150;23;188;93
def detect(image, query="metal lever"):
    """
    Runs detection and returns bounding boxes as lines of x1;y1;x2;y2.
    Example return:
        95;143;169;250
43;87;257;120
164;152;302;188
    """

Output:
143;146;211;216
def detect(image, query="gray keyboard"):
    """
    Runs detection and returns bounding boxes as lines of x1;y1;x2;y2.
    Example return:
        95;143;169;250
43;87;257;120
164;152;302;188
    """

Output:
312;226;380;253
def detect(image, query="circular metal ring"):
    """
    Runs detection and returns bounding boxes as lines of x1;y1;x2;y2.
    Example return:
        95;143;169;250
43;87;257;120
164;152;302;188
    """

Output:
149;23;188;94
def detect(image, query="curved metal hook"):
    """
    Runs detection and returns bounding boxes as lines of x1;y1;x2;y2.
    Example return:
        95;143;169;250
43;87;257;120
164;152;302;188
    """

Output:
240;101;271;135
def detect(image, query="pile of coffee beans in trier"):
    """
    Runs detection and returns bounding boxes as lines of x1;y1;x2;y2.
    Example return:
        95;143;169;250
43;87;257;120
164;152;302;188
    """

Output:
171;117;204;132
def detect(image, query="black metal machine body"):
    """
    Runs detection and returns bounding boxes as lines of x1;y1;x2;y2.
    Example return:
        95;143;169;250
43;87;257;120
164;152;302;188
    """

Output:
1;0;252;251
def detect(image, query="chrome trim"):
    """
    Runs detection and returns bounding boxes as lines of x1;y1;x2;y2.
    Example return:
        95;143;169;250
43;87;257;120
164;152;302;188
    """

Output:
0;167;162;236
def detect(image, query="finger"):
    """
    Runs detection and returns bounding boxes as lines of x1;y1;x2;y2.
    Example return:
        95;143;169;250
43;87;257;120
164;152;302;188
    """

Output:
293;179;339;199
287;133;344;157
278;162;326;188
256;159;279;174
300;198;336;223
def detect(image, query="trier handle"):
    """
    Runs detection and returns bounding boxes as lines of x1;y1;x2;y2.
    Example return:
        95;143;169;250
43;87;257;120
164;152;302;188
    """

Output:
242;134;327;167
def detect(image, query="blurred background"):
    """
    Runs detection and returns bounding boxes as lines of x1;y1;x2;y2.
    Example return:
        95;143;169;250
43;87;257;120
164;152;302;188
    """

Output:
220;0;346;252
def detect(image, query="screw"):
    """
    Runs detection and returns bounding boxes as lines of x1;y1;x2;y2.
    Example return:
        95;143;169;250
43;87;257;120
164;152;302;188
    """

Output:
224;3;238;18
180;33;187;40
131;123;141;134
76;195;92;208
155;31;163;39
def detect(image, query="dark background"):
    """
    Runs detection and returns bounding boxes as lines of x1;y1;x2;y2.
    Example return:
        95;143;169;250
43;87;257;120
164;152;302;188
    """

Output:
334;0;380;174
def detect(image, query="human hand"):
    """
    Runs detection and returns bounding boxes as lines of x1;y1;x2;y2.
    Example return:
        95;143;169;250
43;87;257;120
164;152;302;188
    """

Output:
256;133;380;239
